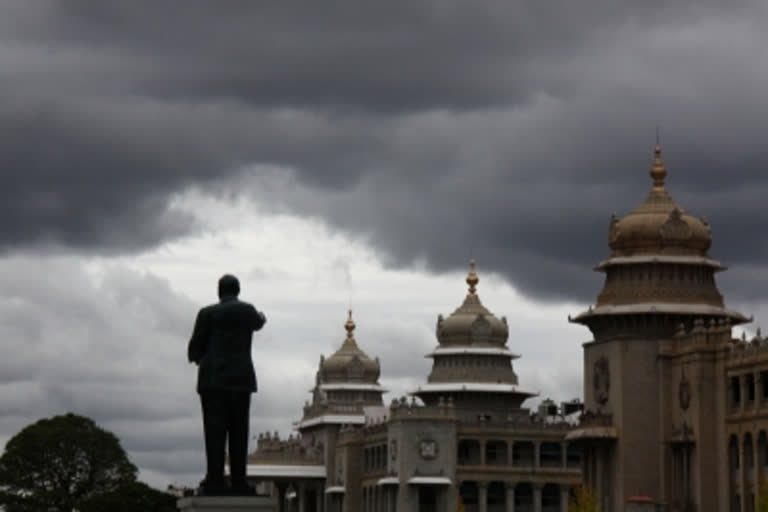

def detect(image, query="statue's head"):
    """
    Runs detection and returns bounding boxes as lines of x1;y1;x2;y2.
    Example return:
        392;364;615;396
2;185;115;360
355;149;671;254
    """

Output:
218;274;240;299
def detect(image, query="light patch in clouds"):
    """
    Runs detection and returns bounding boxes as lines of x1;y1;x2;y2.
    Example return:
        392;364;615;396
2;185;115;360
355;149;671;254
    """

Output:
0;189;652;489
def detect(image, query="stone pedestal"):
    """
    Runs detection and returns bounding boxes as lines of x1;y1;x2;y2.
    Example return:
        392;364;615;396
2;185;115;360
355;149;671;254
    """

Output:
626;495;655;512
177;496;276;512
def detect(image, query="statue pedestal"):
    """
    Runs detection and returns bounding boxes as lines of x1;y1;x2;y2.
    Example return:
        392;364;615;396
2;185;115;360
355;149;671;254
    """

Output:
177;496;276;512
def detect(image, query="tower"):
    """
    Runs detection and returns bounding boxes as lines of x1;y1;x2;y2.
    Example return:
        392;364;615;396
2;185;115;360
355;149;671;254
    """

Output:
412;260;536;413
569;145;749;511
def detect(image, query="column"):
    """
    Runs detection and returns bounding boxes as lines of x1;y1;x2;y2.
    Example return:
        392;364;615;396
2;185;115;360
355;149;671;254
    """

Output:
560;484;570;512
534;441;541;468
277;483;288;512
481;440;487;466
533;483;543;512
595;447;604;511
756;438;762;511
561;442;568;468
298;481;305;512
741;375;747;412
506;482;516;512
740;437;746;512
478;482;488;512
316;482;323;512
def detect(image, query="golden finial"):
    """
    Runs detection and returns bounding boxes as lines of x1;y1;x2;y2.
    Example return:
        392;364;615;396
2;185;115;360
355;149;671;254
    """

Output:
650;140;667;190
466;260;479;295
345;309;356;339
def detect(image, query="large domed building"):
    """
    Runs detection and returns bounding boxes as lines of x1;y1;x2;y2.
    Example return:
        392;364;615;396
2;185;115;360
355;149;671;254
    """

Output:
245;265;581;512
569;144;757;512
198;143;764;512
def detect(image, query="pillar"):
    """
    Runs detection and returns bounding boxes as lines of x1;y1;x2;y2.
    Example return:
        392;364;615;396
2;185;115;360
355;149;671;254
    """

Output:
315;482;323;512
595;445;604;511
298;481;305;512
479;481;488;512
741;375;747;413
277;483;288;512
560;484;570;512
740;436;746;512
506;482;516;512
756;438;762;512
533;483;543;512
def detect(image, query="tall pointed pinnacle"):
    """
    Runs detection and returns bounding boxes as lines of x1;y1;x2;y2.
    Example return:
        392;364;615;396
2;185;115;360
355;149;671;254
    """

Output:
344;309;357;345
650;143;668;191
466;259;479;296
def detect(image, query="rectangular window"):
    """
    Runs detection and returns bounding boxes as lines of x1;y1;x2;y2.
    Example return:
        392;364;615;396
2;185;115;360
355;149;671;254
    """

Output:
747;374;756;402
731;376;741;406
761;371;768;399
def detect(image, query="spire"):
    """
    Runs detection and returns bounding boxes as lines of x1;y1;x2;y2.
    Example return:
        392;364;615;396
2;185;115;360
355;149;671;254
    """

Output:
650;143;667;190
344;309;356;344
466;259;479;295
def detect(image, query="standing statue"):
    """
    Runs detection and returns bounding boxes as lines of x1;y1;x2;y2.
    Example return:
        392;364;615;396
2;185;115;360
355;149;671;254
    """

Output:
188;274;267;495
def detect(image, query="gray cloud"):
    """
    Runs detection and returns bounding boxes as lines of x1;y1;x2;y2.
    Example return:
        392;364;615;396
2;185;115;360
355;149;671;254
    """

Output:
2;1;767;304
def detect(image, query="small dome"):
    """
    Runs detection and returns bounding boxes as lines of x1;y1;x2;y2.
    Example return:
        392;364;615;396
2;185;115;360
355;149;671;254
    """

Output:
608;145;711;257
436;261;509;347
320;310;380;384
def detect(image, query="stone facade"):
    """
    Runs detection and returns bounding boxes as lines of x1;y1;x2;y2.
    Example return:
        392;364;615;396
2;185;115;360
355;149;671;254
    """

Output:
569;144;756;512
247;267;580;512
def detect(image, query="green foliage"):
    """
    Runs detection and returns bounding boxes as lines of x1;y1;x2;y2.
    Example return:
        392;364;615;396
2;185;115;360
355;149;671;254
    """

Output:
80;481;177;512
569;484;600;512
757;476;768;512
0;413;137;512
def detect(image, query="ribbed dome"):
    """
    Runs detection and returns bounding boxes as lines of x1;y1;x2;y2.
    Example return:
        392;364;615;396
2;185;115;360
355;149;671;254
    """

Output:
319;310;380;384
436;261;509;347
608;145;711;257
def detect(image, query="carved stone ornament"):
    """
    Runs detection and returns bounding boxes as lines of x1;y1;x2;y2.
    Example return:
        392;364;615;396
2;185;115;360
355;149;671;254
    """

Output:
608;213;620;244
419;439;438;460
660;208;692;240
347;356;365;379
593;357;610;405
390;439;398;461
436;314;444;338
679;372;691;411
471;314;492;343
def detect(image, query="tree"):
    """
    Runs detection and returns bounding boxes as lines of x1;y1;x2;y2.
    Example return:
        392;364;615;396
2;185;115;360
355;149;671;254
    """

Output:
80;481;177;512
757;476;768;512
0;413;137;512
569;484;600;512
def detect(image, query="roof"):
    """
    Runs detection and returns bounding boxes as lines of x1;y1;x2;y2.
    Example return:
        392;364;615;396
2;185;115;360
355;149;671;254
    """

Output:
565;426;618;440
317;383;388;392
571;302;749;324
411;382;537;396
425;346;520;358
247;464;326;478
407;476;452;485
296;414;366;429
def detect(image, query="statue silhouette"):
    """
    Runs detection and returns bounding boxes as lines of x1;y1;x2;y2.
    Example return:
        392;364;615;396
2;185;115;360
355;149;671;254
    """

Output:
188;274;266;495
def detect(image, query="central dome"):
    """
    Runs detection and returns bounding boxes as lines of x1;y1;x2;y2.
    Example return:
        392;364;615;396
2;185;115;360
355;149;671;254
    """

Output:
319;310;380;384
608;145;711;257
436;261;509;347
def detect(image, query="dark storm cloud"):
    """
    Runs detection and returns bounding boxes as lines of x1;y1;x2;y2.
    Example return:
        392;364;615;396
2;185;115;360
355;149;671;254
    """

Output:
2;1;767;301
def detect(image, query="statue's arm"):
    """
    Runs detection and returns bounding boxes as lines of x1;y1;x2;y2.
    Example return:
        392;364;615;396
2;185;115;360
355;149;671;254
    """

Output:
187;309;209;364
252;306;266;331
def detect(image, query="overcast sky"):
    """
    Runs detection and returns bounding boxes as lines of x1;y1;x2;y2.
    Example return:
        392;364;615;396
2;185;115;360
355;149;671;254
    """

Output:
1;1;767;489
